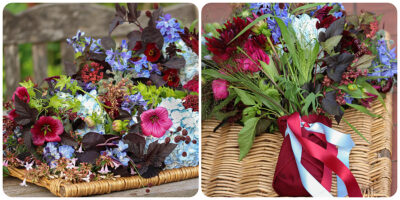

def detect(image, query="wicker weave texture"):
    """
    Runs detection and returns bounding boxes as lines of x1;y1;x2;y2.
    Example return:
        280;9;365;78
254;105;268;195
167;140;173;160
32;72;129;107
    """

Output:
8;166;198;197
202;93;392;197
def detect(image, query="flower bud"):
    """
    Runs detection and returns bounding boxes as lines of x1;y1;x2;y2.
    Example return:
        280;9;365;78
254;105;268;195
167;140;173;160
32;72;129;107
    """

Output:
348;84;358;91
84;116;96;128
112;120;123;132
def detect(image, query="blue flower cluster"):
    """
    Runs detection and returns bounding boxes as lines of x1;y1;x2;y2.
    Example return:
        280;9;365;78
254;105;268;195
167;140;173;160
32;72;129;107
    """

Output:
105;40;132;71
249;3;291;43
369;39;397;81
130;55;161;78
43;142;75;168
145;97;199;169
101;140;130;166
66;30;102;54
121;93;147;114
156;14;184;43
309;3;345;18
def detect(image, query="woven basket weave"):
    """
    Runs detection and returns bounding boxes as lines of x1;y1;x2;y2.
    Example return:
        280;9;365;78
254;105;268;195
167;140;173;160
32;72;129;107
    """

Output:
8;166;198;197
202;93;393;197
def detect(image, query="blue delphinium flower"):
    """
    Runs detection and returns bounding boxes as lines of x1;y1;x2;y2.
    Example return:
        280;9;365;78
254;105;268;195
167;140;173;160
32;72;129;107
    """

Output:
116;151;130;166
250;3;291;44
156;14;184;43
131;55;160;78
43;142;61;168
369;39;397;81
121;93;147;114
66;30;102;54
58;145;75;159
145;97;199;169
106;40;132;71
116;140;129;152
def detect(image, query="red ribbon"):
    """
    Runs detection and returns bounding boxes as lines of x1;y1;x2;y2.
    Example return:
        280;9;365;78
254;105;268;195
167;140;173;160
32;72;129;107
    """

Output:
287;112;362;197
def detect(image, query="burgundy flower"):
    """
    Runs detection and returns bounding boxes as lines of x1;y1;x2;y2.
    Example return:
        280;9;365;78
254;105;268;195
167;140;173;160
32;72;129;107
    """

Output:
12;87;30;103
183;75;199;93
361;93;378;108
163;69;180;87
182;95;199;112
144;43;161;62
236;39;270;72
140;107;172;138
179;27;199;55
316;15;338;29
205;17;250;62
314;5;333;22
133;41;143;51
212;79;229;100
30;116;64;146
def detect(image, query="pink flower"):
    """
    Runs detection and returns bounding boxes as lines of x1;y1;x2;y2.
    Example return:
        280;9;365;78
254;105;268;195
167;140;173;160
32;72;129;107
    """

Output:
212;79;229;100
30;116;64;146
140;107;172;138
13;87;30;103
236;40;270;72
7;109;18;121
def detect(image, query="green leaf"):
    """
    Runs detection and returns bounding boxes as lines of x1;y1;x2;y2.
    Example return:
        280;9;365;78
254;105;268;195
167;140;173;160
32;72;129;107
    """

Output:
291;3;326;14
321;35;342;55
358;79;386;110
3;166;10;177
233;88;256;105
346;15;359;27
229;14;272;44
202;69;237;82
274;17;299;66
189;19;198;33
260;60;279;82
346;103;381;118
354;54;375;69
342;117;369;143
238;117;260;160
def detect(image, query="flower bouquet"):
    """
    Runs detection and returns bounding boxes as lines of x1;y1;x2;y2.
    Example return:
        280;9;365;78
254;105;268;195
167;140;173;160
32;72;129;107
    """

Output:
3;3;199;197
202;3;396;197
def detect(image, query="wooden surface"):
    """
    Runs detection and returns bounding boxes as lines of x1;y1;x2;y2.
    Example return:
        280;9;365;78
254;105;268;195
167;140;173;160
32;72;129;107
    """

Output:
3;176;198;197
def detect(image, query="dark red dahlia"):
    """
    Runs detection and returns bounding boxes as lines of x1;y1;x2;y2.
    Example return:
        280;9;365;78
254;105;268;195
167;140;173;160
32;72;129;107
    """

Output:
144;43;161;62
163;69;180;87
205;17;250;62
316;15;338;29
30;116;64;146
314;5;333;22
182;95;199;112
183;75;199;93
179;27;199;55
12;87;30;103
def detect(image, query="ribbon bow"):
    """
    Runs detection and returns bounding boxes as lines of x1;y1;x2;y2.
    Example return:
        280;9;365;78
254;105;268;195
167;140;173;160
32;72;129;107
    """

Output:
285;112;362;197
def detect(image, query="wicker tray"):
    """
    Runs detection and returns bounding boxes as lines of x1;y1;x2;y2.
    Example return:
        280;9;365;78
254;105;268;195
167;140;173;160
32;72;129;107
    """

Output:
8;166;198;197
202;93;393;197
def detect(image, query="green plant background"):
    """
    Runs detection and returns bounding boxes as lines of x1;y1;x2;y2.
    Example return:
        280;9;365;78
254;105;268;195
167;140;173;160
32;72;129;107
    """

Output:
3;3;176;99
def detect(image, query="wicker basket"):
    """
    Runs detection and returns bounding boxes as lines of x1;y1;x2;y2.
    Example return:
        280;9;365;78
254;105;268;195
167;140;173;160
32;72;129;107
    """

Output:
202;93;393;197
8;166;198;197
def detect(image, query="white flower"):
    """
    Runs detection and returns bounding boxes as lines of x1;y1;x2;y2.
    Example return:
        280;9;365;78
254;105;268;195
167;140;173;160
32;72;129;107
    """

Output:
24;161;34;171
98;165;110;174
20;178;28;187
81;171;92;182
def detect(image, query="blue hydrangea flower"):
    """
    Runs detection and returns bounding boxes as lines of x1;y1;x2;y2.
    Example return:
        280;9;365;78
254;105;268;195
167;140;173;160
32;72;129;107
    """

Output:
369;39;397;81
75;90;106;136
290;14;322;49
58;145;75;159
175;39;199;85
121;93;147;114
130;55;160;78
156;14;184;43
105;40;132;71
145;97;199;169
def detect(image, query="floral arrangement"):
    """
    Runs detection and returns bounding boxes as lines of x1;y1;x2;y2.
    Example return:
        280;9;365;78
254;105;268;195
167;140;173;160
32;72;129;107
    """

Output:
202;3;396;197
3;3;199;187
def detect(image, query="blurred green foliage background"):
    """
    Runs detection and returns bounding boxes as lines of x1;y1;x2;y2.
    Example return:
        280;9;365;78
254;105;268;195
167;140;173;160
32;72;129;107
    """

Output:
3;3;176;98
